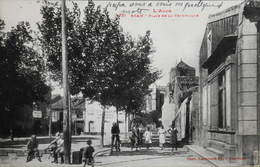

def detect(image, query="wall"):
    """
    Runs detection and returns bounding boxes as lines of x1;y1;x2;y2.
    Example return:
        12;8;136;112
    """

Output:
198;1;260;165
84;100;128;145
236;5;260;165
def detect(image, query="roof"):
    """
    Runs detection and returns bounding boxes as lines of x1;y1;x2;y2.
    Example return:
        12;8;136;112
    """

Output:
51;97;85;111
50;94;62;104
208;0;260;23
172;60;195;70
176;60;195;70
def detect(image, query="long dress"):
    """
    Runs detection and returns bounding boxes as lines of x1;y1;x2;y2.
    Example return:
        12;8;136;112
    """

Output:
158;128;166;146
143;131;152;144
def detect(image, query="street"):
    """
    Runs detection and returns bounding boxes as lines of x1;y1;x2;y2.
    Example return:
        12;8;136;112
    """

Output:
0;146;214;167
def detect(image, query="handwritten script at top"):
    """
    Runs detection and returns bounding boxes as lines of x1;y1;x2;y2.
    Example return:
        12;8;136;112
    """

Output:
105;0;224;15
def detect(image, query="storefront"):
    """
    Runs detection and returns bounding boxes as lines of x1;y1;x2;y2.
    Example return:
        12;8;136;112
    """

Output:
199;1;260;165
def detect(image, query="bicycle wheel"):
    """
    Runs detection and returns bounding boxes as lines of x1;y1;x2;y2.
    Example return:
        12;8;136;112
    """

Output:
115;140;118;151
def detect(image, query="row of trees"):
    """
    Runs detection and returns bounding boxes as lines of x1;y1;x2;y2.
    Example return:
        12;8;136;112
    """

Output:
0;0;161;139
38;0;161;145
38;0;161;111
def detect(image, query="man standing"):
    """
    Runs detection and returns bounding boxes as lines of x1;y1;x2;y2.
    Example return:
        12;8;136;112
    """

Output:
26;135;42;162
111;122;120;153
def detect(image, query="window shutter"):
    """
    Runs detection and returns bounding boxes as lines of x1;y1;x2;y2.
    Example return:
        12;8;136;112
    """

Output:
210;77;219;129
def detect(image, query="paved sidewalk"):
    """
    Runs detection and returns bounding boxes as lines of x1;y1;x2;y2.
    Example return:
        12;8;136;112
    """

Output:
185;145;243;167
0;137;247;167
0;146;214;167
0;135;102;157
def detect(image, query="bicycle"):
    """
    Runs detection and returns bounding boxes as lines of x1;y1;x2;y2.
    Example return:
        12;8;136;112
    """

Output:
110;133;121;154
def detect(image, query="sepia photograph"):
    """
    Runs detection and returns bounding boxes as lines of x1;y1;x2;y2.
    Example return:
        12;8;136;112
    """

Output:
0;0;260;166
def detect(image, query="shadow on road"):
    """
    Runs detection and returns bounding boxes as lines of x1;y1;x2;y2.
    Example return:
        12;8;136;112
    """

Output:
107;149;188;156
95;156;170;166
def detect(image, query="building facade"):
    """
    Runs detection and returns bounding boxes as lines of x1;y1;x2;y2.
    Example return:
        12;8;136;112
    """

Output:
162;61;199;138
50;96;86;135
198;0;260;165
145;83;166;114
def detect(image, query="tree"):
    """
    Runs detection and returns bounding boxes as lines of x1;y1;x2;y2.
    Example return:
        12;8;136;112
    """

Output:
0;20;51;138
38;0;161;146
38;0;124;147
111;31;161;122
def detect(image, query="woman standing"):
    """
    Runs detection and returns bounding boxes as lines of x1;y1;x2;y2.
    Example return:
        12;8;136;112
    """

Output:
158;125;167;150
168;124;178;152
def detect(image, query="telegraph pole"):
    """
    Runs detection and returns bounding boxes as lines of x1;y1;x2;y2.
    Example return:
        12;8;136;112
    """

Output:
61;0;71;164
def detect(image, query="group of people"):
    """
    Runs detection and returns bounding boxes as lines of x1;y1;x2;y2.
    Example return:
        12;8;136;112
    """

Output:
158;124;178;151
26;122;178;165
26;132;65;163
129;123;178;152
26;132;95;166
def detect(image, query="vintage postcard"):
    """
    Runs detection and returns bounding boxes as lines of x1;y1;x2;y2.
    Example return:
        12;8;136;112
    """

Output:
0;0;259;167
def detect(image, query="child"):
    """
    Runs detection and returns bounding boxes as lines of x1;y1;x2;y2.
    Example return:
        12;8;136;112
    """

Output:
143;127;152;149
26;135;42;162
83;139;95;167
47;132;60;163
55;133;64;164
129;130;136;150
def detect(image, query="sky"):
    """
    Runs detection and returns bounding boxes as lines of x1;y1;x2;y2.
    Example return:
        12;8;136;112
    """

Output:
0;0;243;94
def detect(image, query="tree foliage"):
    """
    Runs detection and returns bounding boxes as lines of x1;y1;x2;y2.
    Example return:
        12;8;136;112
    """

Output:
0;20;50;107
38;0;161;113
0;19;51;137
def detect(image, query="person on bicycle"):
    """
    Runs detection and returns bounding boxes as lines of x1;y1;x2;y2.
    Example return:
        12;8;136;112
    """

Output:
26;135;41;162
55;133;64;164
46;132;60;163
111;122;120;153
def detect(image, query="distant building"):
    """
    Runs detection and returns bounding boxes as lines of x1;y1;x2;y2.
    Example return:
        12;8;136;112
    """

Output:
162;60;199;140
198;0;260;165
51;96;129;143
84;100;128;133
145;83;166;114
50;96;86;135
84;99;130;145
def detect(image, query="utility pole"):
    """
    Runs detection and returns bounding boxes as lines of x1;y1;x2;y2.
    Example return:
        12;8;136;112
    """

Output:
61;0;71;164
47;107;52;138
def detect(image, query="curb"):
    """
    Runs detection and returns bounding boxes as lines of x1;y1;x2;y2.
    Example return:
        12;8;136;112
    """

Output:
185;145;239;167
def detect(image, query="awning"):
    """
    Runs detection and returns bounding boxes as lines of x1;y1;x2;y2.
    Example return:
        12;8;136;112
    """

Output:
202;33;237;69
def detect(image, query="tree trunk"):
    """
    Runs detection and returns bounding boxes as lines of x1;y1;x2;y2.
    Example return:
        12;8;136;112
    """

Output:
47;107;52;138
10;122;13;141
116;109;118;124
9;105;14;141
125;112;127;138
100;106;106;148
49;114;52;138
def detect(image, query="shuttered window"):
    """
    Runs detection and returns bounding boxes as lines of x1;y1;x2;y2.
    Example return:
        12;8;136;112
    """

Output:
209;70;227;130
210;76;219;130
